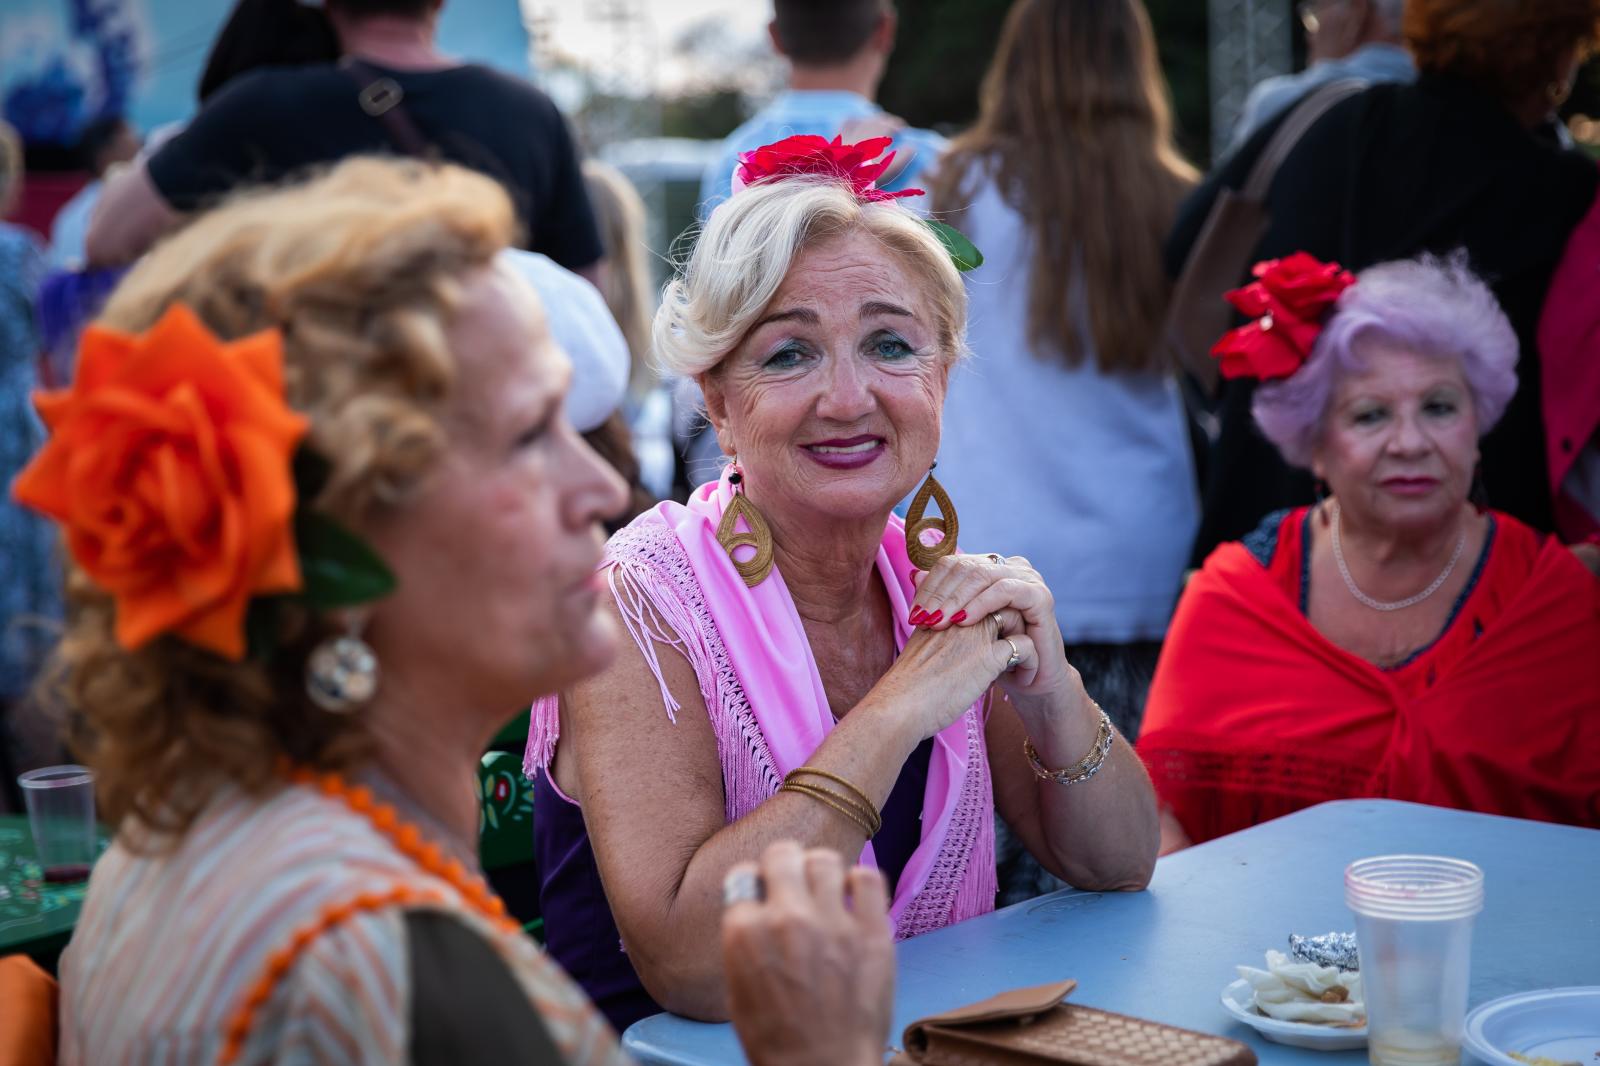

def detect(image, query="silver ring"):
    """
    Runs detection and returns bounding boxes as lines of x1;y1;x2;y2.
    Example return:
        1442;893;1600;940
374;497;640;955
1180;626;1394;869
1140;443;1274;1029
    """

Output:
1002;636;1021;671
986;553;1004;566
722;868;762;908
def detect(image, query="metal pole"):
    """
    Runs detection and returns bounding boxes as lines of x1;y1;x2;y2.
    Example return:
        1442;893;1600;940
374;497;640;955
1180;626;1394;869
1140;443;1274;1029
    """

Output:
1207;0;1293;159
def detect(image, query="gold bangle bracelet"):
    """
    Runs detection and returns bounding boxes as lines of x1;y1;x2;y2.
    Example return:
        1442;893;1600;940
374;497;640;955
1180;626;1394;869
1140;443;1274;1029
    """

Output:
1024;703;1115;786
785;767;881;823
779;781;880;837
781;781;880;836
780;782;877;836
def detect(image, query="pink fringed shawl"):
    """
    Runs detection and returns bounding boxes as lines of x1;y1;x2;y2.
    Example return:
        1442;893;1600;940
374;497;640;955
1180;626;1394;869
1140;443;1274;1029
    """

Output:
525;472;996;938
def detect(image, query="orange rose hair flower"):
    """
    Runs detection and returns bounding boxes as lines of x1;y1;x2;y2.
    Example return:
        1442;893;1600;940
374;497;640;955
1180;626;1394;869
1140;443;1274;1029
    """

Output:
13;303;309;660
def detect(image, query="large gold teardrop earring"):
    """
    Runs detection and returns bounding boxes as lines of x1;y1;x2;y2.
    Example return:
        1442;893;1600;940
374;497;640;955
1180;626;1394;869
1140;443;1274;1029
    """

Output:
716;461;775;587
905;463;959;572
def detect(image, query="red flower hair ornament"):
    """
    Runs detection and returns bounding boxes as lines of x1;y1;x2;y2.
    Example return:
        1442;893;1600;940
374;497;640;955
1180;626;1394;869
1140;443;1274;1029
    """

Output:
731;135;982;272
734;134;923;202
1210;252;1357;381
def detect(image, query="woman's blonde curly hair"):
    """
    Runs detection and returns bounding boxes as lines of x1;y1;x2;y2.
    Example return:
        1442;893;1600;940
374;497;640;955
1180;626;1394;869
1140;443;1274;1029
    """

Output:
44;157;516;843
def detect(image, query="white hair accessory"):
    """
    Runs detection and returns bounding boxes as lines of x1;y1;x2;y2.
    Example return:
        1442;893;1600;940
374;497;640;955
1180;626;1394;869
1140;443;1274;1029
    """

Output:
498;250;629;434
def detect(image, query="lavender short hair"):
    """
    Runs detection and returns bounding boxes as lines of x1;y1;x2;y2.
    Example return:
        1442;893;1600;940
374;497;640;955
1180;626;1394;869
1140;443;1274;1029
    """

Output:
1252;253;1517;468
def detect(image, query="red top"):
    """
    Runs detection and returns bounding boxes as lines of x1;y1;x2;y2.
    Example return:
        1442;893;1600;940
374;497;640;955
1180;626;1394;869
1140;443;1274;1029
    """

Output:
1539;172;1600;542
1137;507;1600;844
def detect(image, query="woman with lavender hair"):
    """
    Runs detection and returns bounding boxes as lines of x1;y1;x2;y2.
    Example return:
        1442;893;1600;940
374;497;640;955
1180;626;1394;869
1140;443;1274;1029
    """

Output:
1136;252;1600;852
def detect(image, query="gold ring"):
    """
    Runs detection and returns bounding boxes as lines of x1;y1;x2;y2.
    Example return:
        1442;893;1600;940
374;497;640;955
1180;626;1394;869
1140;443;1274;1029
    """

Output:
1003;636;1021;670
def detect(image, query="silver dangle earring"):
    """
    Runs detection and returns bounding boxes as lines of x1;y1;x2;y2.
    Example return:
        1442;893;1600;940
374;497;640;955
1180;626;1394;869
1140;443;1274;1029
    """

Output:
305;615;379;713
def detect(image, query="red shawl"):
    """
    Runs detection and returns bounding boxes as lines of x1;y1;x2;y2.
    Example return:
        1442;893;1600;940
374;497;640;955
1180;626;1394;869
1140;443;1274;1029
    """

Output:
1137;509;1600;843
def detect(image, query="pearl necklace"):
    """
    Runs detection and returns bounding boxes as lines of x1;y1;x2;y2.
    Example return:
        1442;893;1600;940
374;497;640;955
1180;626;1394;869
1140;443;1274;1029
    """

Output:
221;767;520;1063
1330;500;1467;612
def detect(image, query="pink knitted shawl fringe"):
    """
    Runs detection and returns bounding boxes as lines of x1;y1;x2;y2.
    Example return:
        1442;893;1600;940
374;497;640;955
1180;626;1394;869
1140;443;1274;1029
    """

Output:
526;521;996;939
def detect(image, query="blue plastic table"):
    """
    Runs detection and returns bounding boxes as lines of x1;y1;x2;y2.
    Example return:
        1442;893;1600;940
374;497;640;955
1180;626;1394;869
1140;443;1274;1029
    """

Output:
622;799;1600;1065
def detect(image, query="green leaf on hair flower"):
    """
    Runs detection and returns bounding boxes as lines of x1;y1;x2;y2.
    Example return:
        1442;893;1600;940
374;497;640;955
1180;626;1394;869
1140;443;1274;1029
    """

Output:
295;511;397;609
924;219;984;272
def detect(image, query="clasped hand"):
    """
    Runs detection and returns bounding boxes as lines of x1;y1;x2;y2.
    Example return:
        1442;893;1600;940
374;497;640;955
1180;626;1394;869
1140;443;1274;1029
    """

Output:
877;553;1082;740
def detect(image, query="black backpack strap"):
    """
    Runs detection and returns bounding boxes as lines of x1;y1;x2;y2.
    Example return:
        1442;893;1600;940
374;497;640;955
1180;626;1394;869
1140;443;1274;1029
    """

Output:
339;58;433;158
1240;78;1367;200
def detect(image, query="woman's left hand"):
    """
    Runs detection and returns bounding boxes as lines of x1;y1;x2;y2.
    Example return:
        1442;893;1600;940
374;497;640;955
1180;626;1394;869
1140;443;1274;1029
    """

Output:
908;553;1077;701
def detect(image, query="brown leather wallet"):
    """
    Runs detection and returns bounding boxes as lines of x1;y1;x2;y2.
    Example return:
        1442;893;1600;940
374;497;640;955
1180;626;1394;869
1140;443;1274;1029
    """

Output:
890;980;1258;1066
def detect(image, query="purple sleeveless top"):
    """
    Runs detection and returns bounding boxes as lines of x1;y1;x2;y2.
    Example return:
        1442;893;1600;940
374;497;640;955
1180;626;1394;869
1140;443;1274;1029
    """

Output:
533;737;935;1032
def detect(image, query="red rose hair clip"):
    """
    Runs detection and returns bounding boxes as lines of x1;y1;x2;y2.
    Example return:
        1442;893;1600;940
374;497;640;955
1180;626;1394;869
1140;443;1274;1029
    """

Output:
731;134;983;272
1210;252;1356;381
734;134;923;203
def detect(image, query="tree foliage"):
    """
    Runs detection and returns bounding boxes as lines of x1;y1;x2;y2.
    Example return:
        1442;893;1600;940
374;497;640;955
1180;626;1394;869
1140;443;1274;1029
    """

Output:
661;88;747;140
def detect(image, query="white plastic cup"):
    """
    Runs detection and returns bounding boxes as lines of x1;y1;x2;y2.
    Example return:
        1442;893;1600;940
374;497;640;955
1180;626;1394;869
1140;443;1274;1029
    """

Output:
18;765;97;882
1346;855;1484;1066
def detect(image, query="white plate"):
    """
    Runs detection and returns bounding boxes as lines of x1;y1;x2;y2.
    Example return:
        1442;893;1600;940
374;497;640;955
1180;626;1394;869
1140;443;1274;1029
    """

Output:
1221;978;1369;1051
1463;987;1600;1066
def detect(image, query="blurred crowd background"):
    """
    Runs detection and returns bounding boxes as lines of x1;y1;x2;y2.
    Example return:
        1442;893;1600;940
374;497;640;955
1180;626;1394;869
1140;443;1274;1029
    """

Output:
9;0;1600;289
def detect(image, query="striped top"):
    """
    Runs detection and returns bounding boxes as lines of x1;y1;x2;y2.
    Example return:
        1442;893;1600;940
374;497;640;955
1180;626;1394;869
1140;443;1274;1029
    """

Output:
58;779;629;1065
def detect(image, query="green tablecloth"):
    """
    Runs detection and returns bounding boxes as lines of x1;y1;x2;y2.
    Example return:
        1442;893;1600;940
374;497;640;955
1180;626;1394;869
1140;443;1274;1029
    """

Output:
0;814;107;966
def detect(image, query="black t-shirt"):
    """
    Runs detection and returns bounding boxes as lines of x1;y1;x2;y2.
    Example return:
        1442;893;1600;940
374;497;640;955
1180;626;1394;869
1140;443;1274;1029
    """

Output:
147;62;603;269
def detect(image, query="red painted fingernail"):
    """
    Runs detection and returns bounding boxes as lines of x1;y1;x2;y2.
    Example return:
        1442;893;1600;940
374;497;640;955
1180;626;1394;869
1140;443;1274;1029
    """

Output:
925;610;943;625
909;607;927;624
950;610;967;625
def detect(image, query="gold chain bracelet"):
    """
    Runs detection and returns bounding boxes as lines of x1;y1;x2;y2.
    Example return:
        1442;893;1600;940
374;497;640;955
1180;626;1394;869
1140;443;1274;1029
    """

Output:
1024;703;1115;786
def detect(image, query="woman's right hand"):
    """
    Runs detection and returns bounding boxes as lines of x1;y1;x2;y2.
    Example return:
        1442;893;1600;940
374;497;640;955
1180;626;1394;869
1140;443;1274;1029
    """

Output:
867;607;1014;739
722;842;895;1066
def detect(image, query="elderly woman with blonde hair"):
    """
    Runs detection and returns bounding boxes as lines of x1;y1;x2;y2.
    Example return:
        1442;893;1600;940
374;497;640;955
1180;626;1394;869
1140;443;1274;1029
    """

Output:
1136;252;1600;852
525;136;1160;1029
26;156;902;1066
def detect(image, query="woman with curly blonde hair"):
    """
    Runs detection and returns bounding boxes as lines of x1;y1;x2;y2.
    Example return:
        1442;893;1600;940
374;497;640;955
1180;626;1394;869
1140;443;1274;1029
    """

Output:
22;156;899;1066
525;135;1159;1031
1170;0;1600;562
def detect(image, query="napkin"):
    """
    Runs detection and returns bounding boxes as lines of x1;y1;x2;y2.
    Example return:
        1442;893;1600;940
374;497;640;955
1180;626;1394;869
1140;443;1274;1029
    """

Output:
1237;950;1364;1024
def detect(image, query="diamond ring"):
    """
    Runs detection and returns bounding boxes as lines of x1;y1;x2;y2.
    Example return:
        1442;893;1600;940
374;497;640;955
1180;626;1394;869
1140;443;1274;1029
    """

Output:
722;868;762;908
